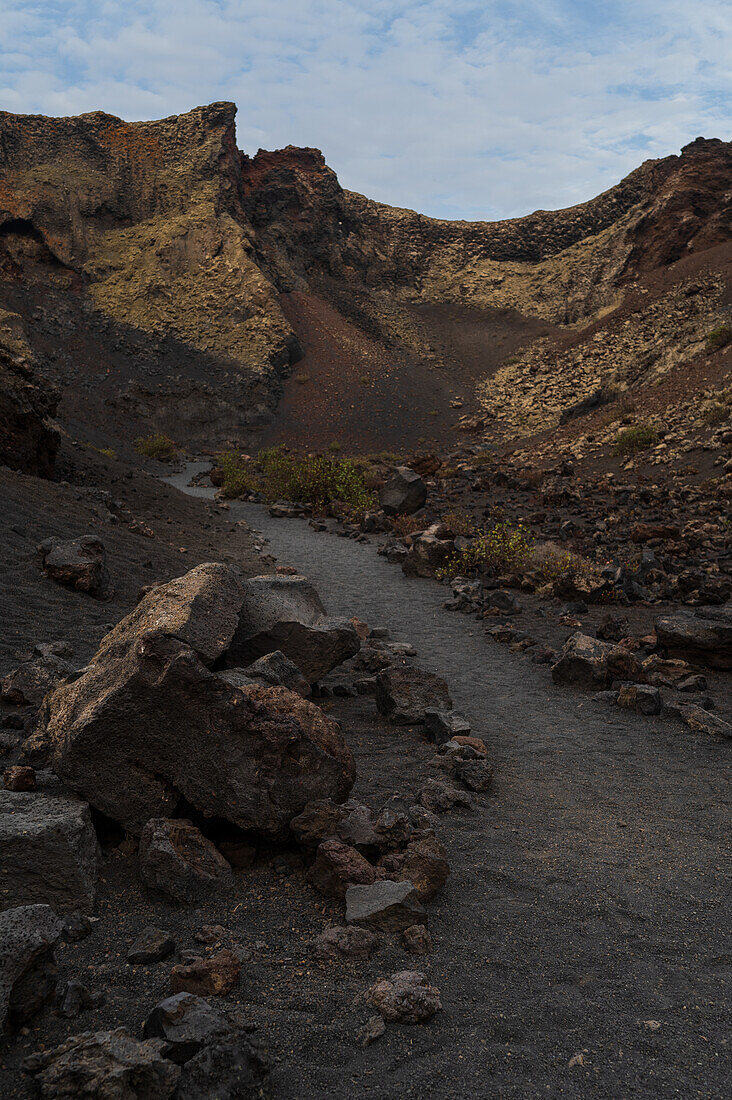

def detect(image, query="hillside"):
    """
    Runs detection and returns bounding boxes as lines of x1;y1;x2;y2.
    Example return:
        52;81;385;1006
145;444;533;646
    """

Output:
1;102;730;456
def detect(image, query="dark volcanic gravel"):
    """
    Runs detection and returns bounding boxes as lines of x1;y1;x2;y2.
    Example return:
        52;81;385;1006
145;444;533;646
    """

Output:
204;489;731;1099
1;465;729;1098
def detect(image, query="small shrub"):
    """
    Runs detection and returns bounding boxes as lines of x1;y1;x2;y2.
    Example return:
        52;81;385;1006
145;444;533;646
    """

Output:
706;324;732;352
294;372;310;384
359;376;369;385
701;402;730;426
134;433;178;462
390;514;425;537
437;522;532;580
219;451;254;499
613;423;658;456
441;510;476;538
257;448;376;515
327;441;341;453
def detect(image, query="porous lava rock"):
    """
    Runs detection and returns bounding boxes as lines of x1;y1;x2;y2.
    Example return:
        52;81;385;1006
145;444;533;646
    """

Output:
364;970;441;1023
1;904;63;1032
39;536;111;598
23;1028;181;1098
0;788;99;913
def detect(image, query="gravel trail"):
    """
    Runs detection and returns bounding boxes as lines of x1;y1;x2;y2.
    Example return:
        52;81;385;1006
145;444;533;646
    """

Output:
167;468;731;1099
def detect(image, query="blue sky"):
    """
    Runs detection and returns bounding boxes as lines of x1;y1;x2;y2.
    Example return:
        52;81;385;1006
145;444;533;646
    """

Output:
1;1;730;219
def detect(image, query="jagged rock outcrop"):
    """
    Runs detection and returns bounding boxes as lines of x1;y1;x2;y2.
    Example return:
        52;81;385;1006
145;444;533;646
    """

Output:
1;101;730;450
0;103;300;446
0;312;58;476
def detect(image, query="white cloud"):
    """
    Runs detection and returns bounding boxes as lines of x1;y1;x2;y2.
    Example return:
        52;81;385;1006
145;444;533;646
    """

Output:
0;0;729;218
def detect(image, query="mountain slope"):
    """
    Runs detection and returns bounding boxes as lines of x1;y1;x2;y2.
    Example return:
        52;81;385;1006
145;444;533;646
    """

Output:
1;103;729;454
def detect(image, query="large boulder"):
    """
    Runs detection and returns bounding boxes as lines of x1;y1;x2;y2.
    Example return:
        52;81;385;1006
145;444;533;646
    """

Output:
23;1028;180;1098
380;468;427;515
30;564;355;835
655;606;732;670
1;904;63;1033
225;574;360;683
375;667;453;724
0;787;99;913
39;536;111;599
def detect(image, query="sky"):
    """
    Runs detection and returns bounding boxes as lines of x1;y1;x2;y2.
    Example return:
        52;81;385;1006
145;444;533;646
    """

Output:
1;1;730;220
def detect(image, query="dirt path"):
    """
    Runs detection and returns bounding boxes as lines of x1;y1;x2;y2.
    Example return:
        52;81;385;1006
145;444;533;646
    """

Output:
166;469;731;1099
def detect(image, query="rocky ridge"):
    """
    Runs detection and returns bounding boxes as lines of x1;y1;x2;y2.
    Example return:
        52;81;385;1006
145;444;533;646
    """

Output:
2;104;730;455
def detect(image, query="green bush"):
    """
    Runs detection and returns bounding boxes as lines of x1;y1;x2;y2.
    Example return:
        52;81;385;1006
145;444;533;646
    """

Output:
219;451;254;499
134;433;178;462
258;448;376;514
706;324;732;352
437;522;532;580
613;424;658;456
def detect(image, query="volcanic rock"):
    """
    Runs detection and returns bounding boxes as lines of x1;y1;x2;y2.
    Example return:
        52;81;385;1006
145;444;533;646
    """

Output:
226;573;360;682
308;839;376;899
127;926;176;965
3;764;36;790
23;1028;180;1098
655;606;732;670
174;1033;269;1100
0;788;99;913
0;318;59;478
139;819;233;904
552;632;642;688
378;831;449;900
402;925;433;955
364;970;441;1023
244;649;310;696
1;904;63;1032
345;880;426;931
39;536;110;598
32;563;355;835
143;992;233;1063
314;925;381;961
380;468;427;515
1;653;74;707
424;709;471;744
170;950;241;997
375;666;452;724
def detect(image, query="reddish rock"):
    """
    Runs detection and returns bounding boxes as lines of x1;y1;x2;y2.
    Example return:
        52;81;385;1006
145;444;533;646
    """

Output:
451;735;488;756
139;819;233;904
364;970;441;1023
378;832;449;901
170;950;241;997
308;839;375;899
